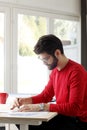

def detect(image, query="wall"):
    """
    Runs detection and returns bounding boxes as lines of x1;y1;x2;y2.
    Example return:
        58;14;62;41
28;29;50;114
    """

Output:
0;0;80;16
81;0;87;70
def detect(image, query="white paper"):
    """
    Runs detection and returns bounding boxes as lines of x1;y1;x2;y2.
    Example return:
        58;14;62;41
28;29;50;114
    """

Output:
8;111;48;116
0;104;48;117
0;104;10;112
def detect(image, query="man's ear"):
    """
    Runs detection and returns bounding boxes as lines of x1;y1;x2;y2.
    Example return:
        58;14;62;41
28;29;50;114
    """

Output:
54;49;60;58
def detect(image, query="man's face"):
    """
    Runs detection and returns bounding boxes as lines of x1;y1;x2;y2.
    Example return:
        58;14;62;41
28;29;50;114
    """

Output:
38;53;58;70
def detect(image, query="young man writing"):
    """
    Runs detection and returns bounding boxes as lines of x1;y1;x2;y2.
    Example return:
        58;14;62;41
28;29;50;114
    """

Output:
11;34;87;130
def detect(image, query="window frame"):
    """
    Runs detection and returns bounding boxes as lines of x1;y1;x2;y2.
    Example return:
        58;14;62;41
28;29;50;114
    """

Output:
12;8;81;93
0;6;11;92
0;6;81;93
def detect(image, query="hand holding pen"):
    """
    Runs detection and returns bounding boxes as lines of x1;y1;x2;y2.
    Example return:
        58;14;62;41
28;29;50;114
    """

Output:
10;97;32;110
10;98;20;110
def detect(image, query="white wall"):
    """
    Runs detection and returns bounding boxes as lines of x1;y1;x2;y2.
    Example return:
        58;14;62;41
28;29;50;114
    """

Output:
0;0;80;16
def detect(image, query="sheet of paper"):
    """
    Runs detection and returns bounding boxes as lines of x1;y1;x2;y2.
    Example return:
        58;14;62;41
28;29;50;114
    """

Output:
8;111;48;116
0;104;10;112
0;104;49;117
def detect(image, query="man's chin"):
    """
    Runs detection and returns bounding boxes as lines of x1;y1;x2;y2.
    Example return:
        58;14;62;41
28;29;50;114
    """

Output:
46;65;51;70
47;66;54;70
46;63;57;70
48;67;51;70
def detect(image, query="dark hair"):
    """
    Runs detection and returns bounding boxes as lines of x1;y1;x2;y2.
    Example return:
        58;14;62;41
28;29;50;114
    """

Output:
34;34;64;55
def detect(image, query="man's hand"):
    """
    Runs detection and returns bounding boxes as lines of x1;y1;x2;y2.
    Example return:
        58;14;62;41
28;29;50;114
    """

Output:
18;103;50;112
10;97;32;110
18;104;40;112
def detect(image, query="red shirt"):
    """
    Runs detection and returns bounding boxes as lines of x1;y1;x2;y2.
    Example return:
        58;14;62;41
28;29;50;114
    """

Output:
32;60;87;122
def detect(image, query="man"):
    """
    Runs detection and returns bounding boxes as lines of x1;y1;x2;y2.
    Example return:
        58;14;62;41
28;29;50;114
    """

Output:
11;34;87;130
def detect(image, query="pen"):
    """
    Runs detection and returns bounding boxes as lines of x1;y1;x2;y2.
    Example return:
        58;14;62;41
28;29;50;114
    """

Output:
17;98;20;108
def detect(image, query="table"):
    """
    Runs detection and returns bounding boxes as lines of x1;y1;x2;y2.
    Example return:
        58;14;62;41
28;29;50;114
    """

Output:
0;111;57;130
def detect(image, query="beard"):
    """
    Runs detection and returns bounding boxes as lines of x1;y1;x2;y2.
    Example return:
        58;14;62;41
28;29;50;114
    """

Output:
46;56;58;70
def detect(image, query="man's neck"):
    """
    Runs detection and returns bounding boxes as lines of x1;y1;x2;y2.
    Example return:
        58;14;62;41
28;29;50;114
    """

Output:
57;56;69;71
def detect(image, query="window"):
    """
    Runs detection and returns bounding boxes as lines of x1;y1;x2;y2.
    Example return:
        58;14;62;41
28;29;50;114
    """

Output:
53;19;80;62
17;14;49;94
0;7;10;93
0;7;80;94
0;13;4;91
13;10;80;94
54;19;78;45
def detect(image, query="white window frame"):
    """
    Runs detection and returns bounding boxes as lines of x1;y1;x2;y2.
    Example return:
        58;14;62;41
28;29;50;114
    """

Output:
0;5;81;94
0;6;11;92
12;8;81;93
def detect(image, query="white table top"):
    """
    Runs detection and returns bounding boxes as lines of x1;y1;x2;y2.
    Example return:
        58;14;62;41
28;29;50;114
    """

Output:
0;104;57;130
0;111;57;122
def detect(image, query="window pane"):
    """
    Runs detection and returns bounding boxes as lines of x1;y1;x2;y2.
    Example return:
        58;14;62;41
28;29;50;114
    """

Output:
18;14;48;94
54;19;78;45
53;19;80;62
0;13;4;91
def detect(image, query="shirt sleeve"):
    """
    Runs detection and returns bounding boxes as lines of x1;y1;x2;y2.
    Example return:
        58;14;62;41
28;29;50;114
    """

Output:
32;72;55;103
